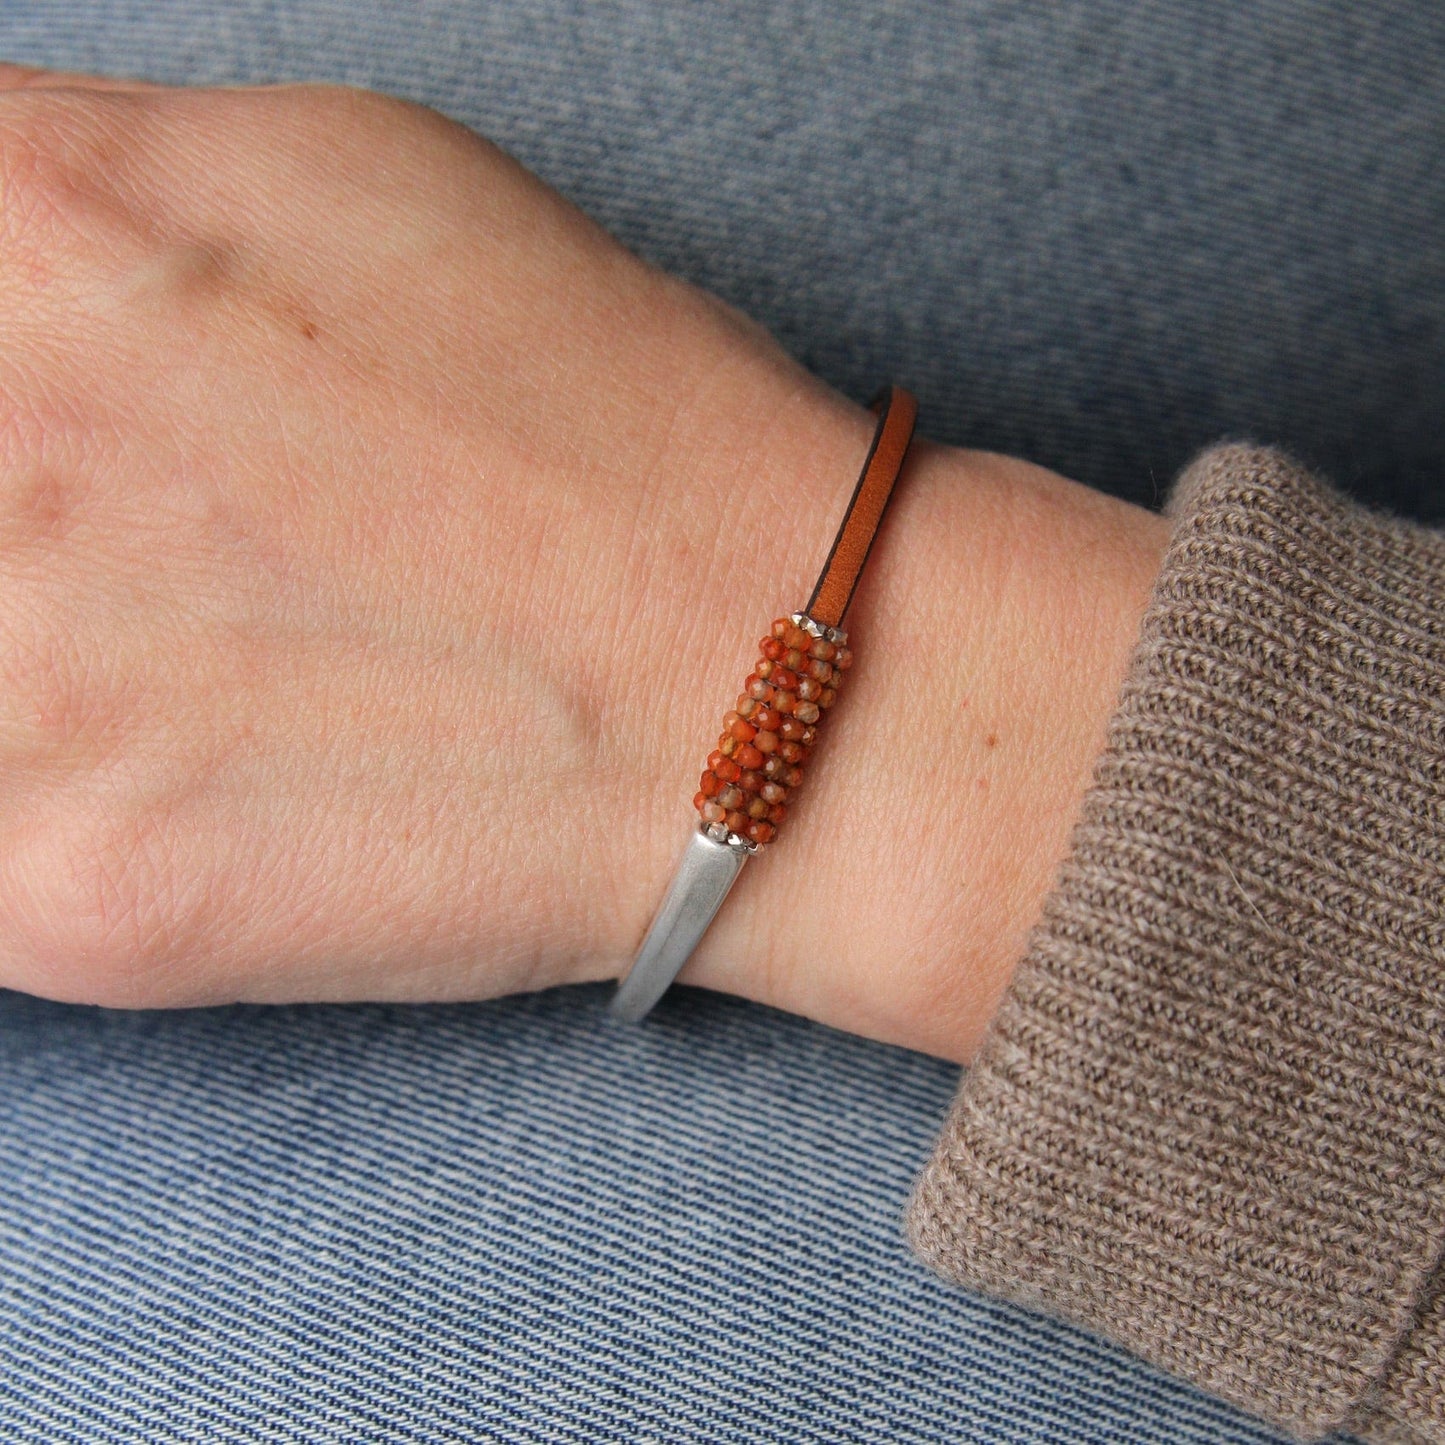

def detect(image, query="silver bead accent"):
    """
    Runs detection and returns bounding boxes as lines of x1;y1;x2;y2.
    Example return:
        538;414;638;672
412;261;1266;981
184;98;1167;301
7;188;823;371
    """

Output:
790;612;847;647
704;819;761;853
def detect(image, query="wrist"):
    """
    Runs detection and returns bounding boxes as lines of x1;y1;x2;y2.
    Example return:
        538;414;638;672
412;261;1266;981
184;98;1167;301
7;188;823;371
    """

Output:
593;384;1168;1062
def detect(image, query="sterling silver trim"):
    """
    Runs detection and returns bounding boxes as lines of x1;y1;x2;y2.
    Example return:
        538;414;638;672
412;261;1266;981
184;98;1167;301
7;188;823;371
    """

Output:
611;824;752;1022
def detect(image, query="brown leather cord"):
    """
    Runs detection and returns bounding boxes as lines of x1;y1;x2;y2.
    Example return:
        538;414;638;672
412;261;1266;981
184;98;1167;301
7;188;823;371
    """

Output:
805;385;919;630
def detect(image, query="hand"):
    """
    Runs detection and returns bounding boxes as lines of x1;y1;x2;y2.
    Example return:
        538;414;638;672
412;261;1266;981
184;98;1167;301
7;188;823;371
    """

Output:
0;71;1168;1061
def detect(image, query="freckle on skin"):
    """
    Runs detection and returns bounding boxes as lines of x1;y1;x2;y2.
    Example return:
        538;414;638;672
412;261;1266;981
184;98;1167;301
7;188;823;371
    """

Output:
985;732;998;748
9;470;75;543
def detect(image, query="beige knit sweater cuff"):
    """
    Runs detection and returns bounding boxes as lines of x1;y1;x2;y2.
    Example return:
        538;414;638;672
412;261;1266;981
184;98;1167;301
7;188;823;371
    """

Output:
906;446;1445;1443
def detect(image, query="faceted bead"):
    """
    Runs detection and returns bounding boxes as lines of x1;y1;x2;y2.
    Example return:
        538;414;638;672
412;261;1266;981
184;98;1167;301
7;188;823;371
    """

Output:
760;781;787;805
770;666;798;691
765;804;787;827
717;785;745;811
747;819;777;845
737;769;764;793
760;637;785;661
834;646;853;669
796;677;820;701
728;716;757;742
725;809;751;835
746;796;769;820
800;726;818;745
752;729;779;754
694;790;706;810
778;740;805;764
762;755;787;779
714;755;741;783
772;690;796;715
778;717;807;742
771;618;790;639
736;695;759;718
701;800;726;823
735;742;764;770
746;675;774;701
785;766;804;788
718;734;738;757
807;658;831;682
819;687;837;709
756;658;774;679
753;705;781;731
700;771;723;798
784;624;810;650
794;701;820;724
782;648;805;671
809;638;836;661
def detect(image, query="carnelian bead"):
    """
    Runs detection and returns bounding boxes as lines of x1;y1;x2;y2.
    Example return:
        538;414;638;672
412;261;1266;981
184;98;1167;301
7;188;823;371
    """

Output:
771;618;790;639
778;740;804;764
701;800;726;824
809;638;835;661
772;690;796;715
736;742;764;770
746;796;769;820
729;716;757;742
807;658;831;682
736;695;759;718
756;658;774;679
700;771;723;798
784;624;810;650
746;675;773;702
725;808;750;835
778;717;806;742
694;790;706;810
770;666;798;692
819;687;837;709
762;755;787;779
738;769;764;793
785;766;804;788
707;749;726;771
752;728;779;754
834;646;853;669
782;648;805;671
718;784;745;811
714;755;741;783
800;726;818;745
796;677;820;701
718;734;738;757
753;705;781;731
747;820;777;845
794;701;820;724
766;804;787;827
760;781;787;805
760;637;785;661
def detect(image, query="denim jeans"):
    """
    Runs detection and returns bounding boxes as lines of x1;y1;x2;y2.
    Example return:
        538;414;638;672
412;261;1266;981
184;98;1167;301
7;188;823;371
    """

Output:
1;3;1439;1441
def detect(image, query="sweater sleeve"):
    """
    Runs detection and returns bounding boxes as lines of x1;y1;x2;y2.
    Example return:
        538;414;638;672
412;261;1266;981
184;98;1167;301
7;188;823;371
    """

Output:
905;444;1445;1443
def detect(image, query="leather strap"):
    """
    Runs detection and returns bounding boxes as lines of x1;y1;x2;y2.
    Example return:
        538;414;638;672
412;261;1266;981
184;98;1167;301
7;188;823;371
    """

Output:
805;385;919;630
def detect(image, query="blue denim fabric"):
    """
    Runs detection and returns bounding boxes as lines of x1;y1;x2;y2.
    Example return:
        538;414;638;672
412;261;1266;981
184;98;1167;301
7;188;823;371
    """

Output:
0;2;1437;1440
1;988;1297;1443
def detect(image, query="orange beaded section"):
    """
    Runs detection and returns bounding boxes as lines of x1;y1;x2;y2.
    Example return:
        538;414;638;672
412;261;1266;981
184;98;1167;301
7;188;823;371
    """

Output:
694;617;854;847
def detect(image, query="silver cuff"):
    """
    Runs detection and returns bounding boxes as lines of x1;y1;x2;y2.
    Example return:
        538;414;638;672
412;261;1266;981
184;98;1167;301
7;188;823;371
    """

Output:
610;823;752;1022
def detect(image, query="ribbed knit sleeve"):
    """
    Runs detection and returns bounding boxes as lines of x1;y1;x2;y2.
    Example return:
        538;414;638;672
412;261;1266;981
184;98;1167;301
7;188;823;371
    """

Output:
906;445;1445;1443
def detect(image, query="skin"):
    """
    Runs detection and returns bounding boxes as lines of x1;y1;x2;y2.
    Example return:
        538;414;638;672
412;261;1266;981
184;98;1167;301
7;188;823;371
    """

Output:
0;71;1169;1063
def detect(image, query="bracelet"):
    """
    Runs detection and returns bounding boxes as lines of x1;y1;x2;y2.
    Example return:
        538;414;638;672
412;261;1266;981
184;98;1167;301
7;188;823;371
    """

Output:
612;385;919;1021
